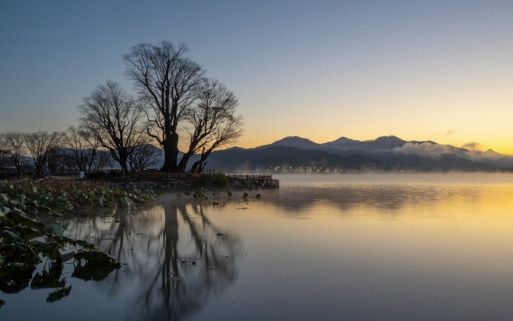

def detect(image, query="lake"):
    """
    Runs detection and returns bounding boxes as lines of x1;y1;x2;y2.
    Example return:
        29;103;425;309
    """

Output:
2;173;513;321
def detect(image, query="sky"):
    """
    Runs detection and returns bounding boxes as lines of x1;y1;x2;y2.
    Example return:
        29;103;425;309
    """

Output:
1;0;512;154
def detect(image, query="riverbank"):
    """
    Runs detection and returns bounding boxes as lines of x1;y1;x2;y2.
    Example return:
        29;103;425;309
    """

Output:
108;174;280;192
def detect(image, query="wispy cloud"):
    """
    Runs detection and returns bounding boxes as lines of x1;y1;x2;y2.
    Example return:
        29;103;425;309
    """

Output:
392;142;452;158
461;142;484;151
445;130;455;135
392;141;513;167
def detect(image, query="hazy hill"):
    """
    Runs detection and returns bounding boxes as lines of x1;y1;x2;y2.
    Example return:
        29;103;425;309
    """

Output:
205;135;512;172
207;145;382;172
265;136;319;149
323;135;406;152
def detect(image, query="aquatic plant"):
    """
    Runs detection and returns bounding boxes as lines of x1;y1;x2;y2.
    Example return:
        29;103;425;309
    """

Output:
1;209;120;295
0;179;153;298
0;179;156;215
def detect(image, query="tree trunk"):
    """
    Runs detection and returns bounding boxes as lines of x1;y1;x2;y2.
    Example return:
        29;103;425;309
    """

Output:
119;155;128;174
190;149;212;173
177;152;192;172
189;160;197;173
198;161;208;173
160;132;180;172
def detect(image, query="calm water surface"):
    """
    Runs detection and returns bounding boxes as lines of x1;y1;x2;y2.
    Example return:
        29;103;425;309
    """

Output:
2;173;513;321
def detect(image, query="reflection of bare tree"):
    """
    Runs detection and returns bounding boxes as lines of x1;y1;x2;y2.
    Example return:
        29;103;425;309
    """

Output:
125;200;241;321
64;196;242;321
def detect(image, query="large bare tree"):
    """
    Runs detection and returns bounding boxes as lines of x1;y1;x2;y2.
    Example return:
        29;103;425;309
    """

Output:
178;79;243;172
78;80;145;174
23;130;62;177
3;132;27;178
124;41;204;172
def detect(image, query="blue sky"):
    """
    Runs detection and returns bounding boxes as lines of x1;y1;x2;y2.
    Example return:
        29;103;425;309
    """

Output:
1;0;512;153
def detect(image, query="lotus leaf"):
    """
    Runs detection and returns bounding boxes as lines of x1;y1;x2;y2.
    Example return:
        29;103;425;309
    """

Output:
72;263;119;281
30;239;60;254
31;270;66;290
1;230;21;243
29;240;63;262
5;211;45;232
15;226;41;241
73;240;97;250
0;205;9;215
0;263;35;293
46;286;72;303
74;250;117;266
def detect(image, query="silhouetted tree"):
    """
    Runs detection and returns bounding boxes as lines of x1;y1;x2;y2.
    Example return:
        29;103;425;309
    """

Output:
178;79;243;172
63;126;101;174
92;149;112;172
23;130;63;177
78;80;145;174
46;146;67;174
128;139;161;172
0;134;10;172
124;41;204;172
4;132;27;178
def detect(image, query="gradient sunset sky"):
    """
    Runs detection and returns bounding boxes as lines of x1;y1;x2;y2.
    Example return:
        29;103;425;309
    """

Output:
1;1;512;154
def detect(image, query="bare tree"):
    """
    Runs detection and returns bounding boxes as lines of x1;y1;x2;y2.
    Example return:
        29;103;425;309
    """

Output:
124;41;204;172
63;126;101;173
128;138;161;172
3;132;27;178
0;133;10;172
46;146;66;174
78;80;145;174
179;79;243;173
22;130;62;177
92;149;112;172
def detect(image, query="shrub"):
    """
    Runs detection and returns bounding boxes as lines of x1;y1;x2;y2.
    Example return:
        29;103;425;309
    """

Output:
191;173;229;189
109;170;123;177
88;171;106;179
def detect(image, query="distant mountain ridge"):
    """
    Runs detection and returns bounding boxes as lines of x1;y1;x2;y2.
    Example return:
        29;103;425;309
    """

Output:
206;135;513;172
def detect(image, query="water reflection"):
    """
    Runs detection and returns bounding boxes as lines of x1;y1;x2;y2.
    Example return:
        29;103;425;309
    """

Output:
3;174;513;321
63;198;242;321
268;183;496;215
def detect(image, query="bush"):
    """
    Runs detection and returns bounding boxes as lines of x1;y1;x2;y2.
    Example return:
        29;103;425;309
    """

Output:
109;170;123;177
191;173;229;189
88;171;106;179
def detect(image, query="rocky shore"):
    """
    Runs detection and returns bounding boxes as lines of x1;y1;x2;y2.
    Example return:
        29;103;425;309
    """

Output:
108;175;279;192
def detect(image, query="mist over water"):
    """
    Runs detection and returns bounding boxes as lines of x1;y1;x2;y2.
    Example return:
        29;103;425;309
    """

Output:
2;173;513;321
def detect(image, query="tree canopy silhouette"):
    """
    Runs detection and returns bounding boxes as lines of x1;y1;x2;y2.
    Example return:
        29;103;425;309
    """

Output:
124;41;242;172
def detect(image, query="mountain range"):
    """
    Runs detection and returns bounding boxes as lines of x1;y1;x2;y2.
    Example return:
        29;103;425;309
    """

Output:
204;135;513;173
